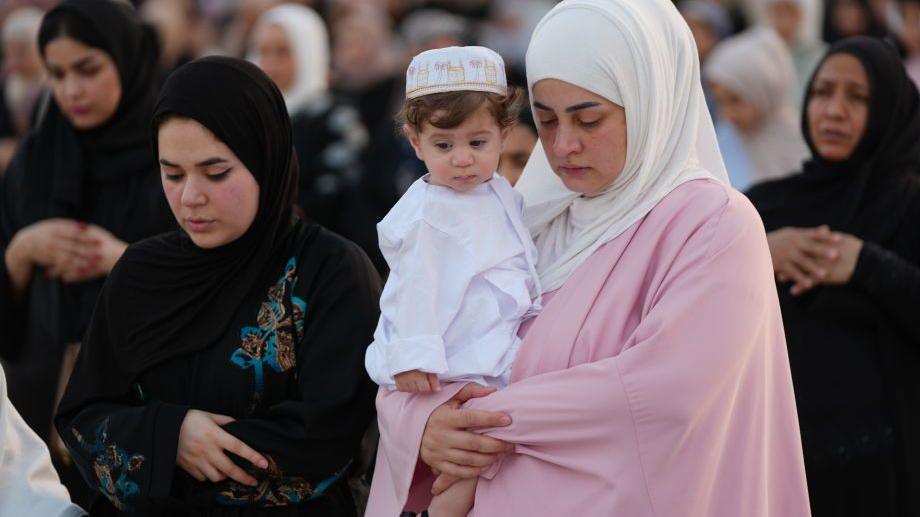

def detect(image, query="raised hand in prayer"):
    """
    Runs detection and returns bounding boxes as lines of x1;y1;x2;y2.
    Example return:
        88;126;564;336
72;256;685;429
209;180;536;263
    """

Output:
394;369;441;393
177;409;269;487
766;225;842;295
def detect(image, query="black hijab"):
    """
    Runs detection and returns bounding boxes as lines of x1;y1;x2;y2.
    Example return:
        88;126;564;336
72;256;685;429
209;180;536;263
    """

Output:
822;0;887;44
60;56;300;404
747;36;920;246
32;0;160;218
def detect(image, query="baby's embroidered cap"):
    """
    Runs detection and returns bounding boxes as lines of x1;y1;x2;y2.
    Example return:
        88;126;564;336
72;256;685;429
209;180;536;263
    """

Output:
405;46;508;99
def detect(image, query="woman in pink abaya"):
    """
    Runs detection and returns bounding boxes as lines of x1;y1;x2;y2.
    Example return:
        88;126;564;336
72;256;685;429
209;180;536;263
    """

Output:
366;1;812;515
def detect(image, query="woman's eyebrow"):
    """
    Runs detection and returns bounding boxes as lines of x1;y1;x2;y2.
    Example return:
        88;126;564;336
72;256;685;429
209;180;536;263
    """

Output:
532;101;601;113
564;102;601;113
195;157;230;167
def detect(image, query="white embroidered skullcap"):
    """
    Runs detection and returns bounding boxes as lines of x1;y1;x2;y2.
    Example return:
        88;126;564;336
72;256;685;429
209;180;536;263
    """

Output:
405;46;508;99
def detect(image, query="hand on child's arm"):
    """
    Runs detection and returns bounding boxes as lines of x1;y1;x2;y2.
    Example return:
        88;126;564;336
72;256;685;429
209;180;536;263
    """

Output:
394;370;441;393
432;472;462;495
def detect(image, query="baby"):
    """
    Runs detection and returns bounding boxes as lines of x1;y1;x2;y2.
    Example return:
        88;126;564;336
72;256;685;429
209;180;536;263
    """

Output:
365;46;542;516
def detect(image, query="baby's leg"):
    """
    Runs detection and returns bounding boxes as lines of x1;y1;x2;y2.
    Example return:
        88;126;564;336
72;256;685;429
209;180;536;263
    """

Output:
427;477;477;517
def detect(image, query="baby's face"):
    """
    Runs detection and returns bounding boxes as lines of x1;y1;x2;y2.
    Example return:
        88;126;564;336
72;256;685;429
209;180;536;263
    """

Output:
406;103;508;191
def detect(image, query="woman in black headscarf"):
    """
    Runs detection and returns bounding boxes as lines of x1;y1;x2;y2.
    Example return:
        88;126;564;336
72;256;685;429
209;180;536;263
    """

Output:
54;56;381;516
747;36;920;516
0;0;172;489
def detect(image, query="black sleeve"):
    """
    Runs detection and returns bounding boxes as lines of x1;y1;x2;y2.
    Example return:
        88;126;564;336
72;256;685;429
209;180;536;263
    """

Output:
850;240;920;342
0;144;29;359
55;279;190;513
215;238;382;505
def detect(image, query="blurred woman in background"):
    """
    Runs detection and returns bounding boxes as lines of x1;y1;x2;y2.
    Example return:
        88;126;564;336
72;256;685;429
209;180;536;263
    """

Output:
706;27;809;189
249;3;368;238
0;0;173;504
748;37;920;516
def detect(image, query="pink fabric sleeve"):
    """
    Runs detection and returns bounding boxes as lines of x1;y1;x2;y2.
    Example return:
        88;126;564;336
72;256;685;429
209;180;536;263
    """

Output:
371;383;466;513
465;201;807;515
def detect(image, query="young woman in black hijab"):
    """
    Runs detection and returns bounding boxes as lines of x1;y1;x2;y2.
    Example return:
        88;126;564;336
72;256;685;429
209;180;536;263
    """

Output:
747;37;920;516
55;56;381;516
0;0;173;493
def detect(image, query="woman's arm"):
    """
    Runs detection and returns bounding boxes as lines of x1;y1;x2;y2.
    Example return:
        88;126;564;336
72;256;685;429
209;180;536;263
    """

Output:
849;240;920;341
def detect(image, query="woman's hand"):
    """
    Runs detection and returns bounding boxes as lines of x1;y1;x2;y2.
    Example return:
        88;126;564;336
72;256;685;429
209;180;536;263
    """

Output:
766;225;841;295
766;226;863;295
48;224;127;283
419;384;513;481
177;409;269;486
14;218;85;268
4;219;83;293
807;232;863;288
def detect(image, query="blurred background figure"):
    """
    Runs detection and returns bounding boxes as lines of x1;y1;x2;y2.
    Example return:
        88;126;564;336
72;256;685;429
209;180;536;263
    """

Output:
755;0;827;106
824;0;888;42
679;0;734;117
497;101;536;187
0;6;44;176
706;27;809;189
400;8;469;56
477;0;555;83
0;0;174;507
747;37;920;516
330;4;403;136
249;3;369;239
887;0;920;87
141;0;209;78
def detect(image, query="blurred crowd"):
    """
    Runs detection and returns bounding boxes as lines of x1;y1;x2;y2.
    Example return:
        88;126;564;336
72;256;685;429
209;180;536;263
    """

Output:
0;0;553;271
0;0;917;260
2;0;920;514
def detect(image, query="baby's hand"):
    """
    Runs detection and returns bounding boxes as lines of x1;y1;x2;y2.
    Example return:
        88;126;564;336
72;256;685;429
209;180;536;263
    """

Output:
394;370;441;393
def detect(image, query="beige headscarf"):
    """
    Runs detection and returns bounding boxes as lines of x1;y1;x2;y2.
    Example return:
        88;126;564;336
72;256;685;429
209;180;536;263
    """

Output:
517;0;729;293
250;4;329;114
705;27;809;184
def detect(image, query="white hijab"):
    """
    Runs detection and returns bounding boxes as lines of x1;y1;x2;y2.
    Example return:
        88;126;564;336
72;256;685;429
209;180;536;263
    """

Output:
747;0;825;46
0;366;84;517
517;0;729;293
705;27;809;184
251;4;329;115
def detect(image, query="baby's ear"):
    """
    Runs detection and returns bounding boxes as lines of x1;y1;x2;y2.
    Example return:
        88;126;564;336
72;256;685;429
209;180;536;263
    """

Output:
403;124;425;160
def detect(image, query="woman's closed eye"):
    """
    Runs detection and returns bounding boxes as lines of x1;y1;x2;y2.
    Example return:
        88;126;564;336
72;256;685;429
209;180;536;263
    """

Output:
207;168;233;181
539;118;558;127
578;118;601;128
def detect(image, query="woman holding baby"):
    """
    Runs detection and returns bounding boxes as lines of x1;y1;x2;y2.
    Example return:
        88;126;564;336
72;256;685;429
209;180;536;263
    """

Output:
366;0;811;515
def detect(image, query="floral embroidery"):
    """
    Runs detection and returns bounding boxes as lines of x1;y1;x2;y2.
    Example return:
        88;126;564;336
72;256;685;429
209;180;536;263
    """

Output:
216;456;313;507
231;257;306;412
71;419;145;512
216;457;351;507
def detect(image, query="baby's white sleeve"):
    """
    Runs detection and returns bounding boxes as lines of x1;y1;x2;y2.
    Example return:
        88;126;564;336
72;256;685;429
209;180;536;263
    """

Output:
375;220;477;380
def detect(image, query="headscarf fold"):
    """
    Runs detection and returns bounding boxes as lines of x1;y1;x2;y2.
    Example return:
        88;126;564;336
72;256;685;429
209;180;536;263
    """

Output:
60;56;300;404
705;27;809;183
250;4;330;115
748;36;920;244
516;0;728;293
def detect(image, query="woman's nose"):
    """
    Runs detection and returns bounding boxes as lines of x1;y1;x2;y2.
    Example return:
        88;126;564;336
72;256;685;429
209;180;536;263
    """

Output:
180;176;208;206
552;125;582;157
